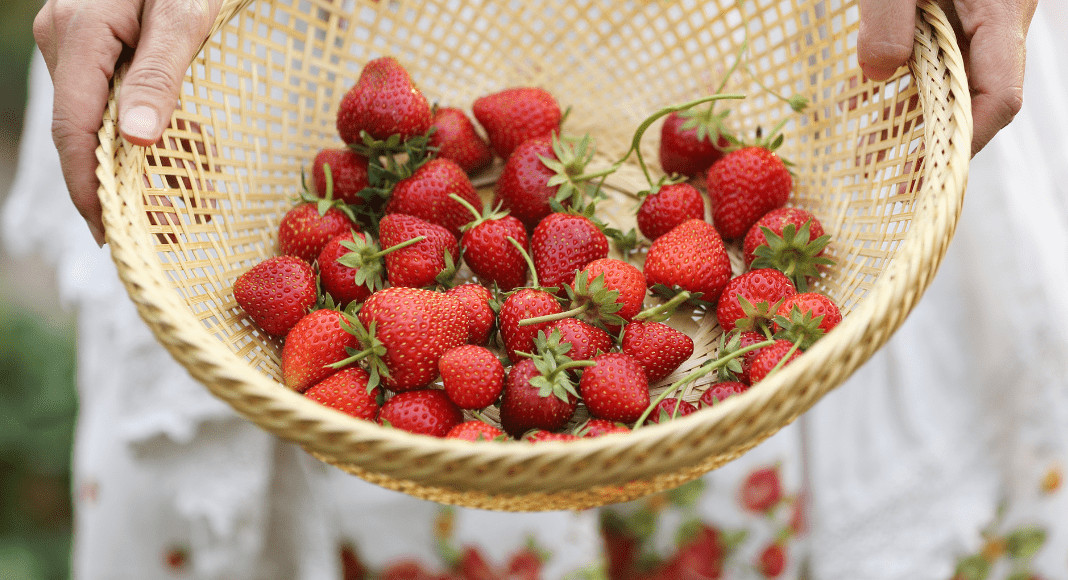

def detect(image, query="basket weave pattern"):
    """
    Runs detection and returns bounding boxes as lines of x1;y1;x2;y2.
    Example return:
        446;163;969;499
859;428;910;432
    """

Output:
96;0;971;510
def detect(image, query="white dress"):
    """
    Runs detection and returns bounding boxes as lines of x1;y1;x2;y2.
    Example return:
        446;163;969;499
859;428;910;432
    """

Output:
4;3;1067;578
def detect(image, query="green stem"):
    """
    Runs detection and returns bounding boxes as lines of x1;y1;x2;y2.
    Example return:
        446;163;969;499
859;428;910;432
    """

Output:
327;345;377;369
763;338;803;381
518;304;588;327
370;235;426;260
634;291;692;322
449;193;484;224
507;236;540;289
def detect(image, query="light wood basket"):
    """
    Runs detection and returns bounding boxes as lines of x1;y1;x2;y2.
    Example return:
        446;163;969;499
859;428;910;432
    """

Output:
96;0;971;511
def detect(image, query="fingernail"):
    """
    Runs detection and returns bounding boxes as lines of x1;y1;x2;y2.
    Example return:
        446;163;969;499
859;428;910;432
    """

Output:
89;222;106;248
121;106;160;143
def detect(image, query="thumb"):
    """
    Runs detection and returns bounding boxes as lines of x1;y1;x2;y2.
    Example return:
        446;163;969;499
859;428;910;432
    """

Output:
858;0;918;81
117;0;222;146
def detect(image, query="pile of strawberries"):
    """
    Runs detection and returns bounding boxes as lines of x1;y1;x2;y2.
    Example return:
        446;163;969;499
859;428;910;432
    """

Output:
232;55;842;442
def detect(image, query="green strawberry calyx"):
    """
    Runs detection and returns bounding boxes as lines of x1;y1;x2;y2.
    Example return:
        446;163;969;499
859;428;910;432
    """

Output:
772;305;827;351
330;316;391;391
335;234;427;295
516;271;625;331
516;330;595;403
750;220;834;292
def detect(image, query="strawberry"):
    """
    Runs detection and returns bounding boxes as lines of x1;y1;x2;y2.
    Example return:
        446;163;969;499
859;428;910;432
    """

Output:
531;212;609;291
740;465;783;513
281;309;360;392
717;330;769;385
643;218;732;305
304;367;380;421
378;389;463;437
278;202;358;263
578;418;631;437
312;148;370;206
498;288;562;363
336;56;433;144
384;158;482;238
547;317;612;362
748;339;802;384
663;524;726;580
472;87;562;159
438;344;505;409
758;543;787;578
377;213;460;288
579;353;650;424
715;269;797;333
659;109;732;177
525;430;581;443
446;420;507;441
428;107;493;174
316;231;378;306
636;182;706;242
455;201;530;292
350;286;469;392
706;146;792;240
578;258;646;324
643;397;698;425
698;381;749;407
745;207;833;292
233;255;317;336
620;321;695;383
443;283;495;345
499;357;579;438
772;291;842;349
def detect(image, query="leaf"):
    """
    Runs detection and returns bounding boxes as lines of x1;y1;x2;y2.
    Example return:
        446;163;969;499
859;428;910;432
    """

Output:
1005;526;1047;560
954;555;991;580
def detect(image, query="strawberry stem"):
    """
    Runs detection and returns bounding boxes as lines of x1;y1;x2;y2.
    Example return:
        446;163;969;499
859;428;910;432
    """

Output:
633;291;692;322
507;236;541;289
370;235;427;259
762;338;803;381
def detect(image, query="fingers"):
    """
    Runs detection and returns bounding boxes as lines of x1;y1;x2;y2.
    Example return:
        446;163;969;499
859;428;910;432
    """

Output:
858;0;918;81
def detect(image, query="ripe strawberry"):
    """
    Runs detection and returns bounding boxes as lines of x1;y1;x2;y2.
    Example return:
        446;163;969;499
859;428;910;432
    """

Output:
745;207;833;292
579;353;650;424
233;255;317;336
317;231;377;306
304;367;380;421
716;269;797;333
336;56;433;144
498;288;562;363
620;321;694;383
428;107;493;174
547;317;612;362
665;523;725;580
352;287;469;392
378;389;463;437
377;213;460;288
499;357;578;437
748;339;802;384
578;258;646;324
385;158;482;238
758;543;787;578
446;420;507;441
457;203;530;292
282;309;360;392
532;213;609;290
472;87;562;159
438;345;505;409
643;218;732;305
773;292;842;350
278;202;358;263
636;182;706;242
525;430;581;443
659;109;732;177
643;397;698;425
706;146;792;240
578;418;631;437
718;330;768;385
698;381;749;407
444;283;495;345
740;465;783;513
312;148;370;206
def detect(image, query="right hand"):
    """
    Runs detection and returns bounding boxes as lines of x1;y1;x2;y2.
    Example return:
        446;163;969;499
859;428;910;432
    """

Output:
33;0;224;246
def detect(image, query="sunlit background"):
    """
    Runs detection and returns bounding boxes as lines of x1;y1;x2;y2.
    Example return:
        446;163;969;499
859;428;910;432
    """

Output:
0;1;79;578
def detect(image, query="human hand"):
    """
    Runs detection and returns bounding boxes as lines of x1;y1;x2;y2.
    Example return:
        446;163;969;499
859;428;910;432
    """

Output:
857;0;1038;156
33;0;224;246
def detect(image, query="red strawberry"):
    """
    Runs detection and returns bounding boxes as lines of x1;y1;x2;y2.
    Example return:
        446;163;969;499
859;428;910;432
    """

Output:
744;207;827;266
758;543;787;578
666;524;725;580
716;269;797;333
719;330;769;385
579;353;650;424
578;418;631;437
233;255;317;336
336;56;432;144
353;287;469;392
444;283;495;345
499;358;578;437
525;430;581;443
304;367;380;421
498;288;562;363
741;465;783;512
773;292;842;350
643;397;698;425
282;309;359;392
643;218;732;305
278;202;357;263
312;148;370;206
446;420;507;441
745;207;833;292
532;213;609;290
578;258;647;324
493;134;601;231
706;146;792;240
748;339;802;384
317;231;377;306
472;87;562;159
385;158;482;238
457;203;530;292
428;107;493;174
377;213;460;288
620;321;695;383
699;380;749;406
659;109;732;177
378;389;463;437
438;344;505;409
547;317;612;362
636;182;706;242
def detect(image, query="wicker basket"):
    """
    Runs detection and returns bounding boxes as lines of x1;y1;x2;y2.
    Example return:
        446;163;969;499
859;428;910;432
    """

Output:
96;0;971;511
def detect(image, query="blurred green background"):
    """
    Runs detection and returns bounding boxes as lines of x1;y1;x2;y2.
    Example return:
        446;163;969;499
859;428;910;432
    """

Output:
1;1;80;579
